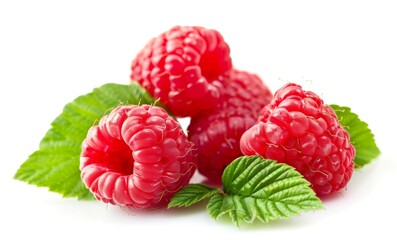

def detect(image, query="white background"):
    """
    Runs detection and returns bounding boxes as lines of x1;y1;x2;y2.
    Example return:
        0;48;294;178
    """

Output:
1;0;396;239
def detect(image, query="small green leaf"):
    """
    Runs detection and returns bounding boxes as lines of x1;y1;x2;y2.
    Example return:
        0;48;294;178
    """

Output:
168;184;220;208
206;156;323;226
330;104;381;168
206;193;226;219
14;82;157;199
170;156;322;227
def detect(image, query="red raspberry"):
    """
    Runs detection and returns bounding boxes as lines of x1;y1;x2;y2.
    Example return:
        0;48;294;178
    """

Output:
80;105;197;209
188;70;273;183
240;83;355;197
130;26;232;117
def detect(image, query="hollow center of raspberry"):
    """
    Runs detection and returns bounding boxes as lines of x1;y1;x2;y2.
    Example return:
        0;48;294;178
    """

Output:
104;144;134;176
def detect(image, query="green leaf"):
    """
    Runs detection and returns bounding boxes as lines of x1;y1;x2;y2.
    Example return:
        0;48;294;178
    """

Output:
330;104;381;168
168;184;220;208
169;156;322;227
206;193;228;219
14;82;157;200
207;156;323;227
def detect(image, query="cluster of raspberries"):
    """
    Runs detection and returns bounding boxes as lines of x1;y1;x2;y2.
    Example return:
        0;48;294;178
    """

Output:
80;26;355;209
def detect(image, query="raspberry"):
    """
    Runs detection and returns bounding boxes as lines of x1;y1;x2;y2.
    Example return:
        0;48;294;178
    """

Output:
80;105;197;209
130;26;232;117
188;70;273;182
240;83;355;197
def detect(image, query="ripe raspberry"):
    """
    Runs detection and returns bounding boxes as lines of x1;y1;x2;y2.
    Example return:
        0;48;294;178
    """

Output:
188;70;273;183
240;83;355;197
130;26;232;117
80;105;197;209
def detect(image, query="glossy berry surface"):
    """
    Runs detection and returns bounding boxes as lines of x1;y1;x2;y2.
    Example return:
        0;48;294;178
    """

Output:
240;83;355;197
188;70;273;182
80;105;197;209
130;26;232;117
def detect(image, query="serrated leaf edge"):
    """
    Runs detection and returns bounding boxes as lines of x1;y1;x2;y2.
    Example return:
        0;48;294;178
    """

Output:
207;157;323;227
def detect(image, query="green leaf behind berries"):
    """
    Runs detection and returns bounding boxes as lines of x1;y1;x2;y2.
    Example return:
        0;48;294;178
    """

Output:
14;82;158;200
330;104;380;168
169;156;323;227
